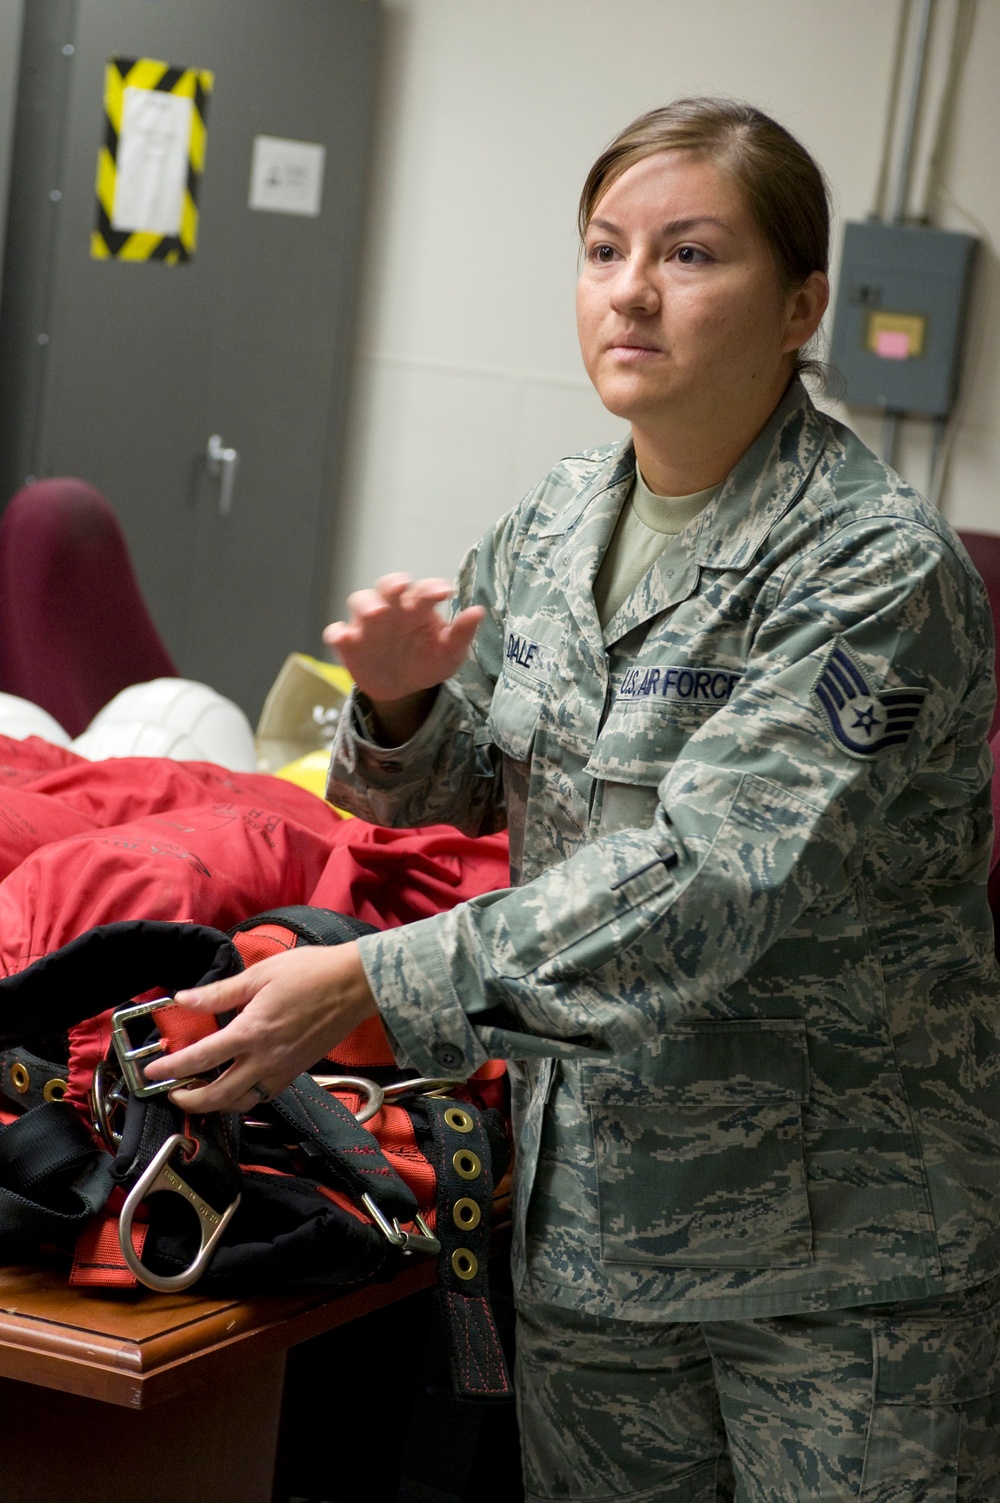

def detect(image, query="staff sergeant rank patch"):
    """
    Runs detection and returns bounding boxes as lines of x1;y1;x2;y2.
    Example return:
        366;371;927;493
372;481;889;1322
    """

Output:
617;665;742;705
814;644;926;757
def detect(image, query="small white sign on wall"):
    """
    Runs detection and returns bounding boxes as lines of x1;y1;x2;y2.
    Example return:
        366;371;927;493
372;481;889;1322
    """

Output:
112;86;193;234
248;136;326;217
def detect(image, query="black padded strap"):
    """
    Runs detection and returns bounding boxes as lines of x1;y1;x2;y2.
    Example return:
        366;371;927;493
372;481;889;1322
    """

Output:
0;1102;113;1251
229;906;378;948
0;920;235;1046
0;1100;96;1195
1;1047;68;1112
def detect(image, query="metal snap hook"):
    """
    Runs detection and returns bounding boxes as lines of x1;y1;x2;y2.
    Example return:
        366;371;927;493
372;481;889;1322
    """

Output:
118;1133;240;1293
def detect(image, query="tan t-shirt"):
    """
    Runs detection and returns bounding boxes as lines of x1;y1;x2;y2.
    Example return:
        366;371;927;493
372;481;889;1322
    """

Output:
593;466;717;630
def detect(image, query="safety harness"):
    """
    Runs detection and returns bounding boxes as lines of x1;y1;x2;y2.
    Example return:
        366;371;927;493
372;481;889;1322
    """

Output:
0;907;512;1401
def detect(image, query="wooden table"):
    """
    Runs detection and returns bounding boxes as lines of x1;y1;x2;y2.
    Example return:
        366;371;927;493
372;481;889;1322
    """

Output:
0;1252;440;1503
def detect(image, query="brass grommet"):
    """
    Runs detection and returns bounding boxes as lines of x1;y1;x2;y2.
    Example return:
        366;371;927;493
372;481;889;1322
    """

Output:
10;1062;30;1094
451;1247;478;1281
452;1148;482;1181
43;1078;69;1103
443;1106;474;1134
453;1196;481;1231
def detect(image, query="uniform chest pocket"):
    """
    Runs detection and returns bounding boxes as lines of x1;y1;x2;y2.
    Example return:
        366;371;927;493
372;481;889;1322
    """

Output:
581;1021;814;1271
586;663;743;786
487;668;544;762
585;702;712;788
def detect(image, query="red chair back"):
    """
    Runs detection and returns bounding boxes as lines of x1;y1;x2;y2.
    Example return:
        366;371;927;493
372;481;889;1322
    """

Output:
0;479;177;737
958;530;1000;740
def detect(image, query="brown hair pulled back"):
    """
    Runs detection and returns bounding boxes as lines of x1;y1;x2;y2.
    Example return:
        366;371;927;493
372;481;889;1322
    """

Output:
578;98;830;380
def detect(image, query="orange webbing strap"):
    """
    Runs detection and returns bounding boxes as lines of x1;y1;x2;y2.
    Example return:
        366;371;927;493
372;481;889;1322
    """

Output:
326;1014;397;1068
231;922;298;968
147;923;293;1055
70;1190;148;1288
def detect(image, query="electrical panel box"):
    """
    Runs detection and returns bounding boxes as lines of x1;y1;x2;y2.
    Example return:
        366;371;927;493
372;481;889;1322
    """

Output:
829;221;977;418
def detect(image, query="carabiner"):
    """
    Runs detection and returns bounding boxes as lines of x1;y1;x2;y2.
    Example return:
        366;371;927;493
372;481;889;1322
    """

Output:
310;1074;385;1124
118;1133;240;1293
361;1193;441;1256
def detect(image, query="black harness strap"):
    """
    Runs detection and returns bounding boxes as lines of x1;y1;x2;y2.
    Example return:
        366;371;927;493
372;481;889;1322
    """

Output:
415;1096;512;1401
1;1047;68;1112
229;906;378;948
269;1071;418;1224
0;1102;113;1251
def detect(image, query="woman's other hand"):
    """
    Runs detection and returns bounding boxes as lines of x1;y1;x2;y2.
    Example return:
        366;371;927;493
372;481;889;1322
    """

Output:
140;942;378;1115
324;573;483;702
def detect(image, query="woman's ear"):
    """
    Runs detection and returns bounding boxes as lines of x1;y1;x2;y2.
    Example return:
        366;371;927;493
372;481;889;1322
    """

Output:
783;270;830;353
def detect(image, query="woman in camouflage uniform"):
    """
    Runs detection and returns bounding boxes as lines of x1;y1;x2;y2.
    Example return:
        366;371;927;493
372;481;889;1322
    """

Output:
151;101;1000;1501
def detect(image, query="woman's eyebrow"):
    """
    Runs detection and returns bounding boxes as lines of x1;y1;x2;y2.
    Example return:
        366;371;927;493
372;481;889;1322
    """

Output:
663;216;735;237
587;214;735;238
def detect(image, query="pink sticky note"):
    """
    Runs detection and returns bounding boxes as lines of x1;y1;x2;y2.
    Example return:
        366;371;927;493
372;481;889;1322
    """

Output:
875;329;911;360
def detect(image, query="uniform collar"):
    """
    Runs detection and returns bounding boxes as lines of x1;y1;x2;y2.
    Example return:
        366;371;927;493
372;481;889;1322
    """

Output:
541;380;828;655
688;379;828;570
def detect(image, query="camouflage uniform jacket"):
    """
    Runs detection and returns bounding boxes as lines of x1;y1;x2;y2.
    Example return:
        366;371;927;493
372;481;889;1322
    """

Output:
328;380;1000;1321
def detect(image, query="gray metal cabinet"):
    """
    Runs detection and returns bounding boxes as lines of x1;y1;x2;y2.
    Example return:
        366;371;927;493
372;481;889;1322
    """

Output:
0;0;377;718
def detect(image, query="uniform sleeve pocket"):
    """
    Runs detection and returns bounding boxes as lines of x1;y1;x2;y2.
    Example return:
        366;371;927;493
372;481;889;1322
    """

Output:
581;1021;814;1269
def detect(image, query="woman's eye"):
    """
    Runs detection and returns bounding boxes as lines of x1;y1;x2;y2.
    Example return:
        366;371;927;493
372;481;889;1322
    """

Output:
675;245;709;265
590;243;617;264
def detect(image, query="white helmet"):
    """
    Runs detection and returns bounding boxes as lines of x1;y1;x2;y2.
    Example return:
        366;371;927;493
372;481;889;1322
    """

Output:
76;679;256;770
0;692;72;746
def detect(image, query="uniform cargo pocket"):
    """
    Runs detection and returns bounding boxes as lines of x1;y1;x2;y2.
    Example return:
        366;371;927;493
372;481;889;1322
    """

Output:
860;1276;1000;1500
582;1021;813;1269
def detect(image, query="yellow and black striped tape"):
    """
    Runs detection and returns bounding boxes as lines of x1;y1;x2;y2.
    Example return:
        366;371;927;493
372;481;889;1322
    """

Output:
92;56;214;264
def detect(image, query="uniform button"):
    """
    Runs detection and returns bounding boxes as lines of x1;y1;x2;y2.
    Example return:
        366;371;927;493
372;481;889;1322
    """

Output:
433;1042;465;1072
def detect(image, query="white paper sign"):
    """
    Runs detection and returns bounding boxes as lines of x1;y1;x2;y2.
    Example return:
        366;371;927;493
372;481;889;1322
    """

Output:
249;136;326;217
111;86;193;235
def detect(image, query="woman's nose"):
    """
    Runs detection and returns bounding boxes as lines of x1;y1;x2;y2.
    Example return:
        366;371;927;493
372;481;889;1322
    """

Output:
610;255;660;316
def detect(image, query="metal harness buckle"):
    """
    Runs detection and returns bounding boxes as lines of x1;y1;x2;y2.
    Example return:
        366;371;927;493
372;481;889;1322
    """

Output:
119;1133;241;1293
111;997;201;1100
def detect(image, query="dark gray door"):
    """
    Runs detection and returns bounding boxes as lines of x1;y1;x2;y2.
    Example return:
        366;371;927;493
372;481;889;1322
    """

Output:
0;0;376;718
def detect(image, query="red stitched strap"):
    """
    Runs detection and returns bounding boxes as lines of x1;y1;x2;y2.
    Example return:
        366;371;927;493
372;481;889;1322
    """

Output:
232;923;298;967
154;1001;219;1051
70;1209;148;1288
440;1288;513;1398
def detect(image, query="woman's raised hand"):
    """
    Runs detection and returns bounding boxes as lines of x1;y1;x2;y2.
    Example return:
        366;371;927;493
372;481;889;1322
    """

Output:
323;573;484;705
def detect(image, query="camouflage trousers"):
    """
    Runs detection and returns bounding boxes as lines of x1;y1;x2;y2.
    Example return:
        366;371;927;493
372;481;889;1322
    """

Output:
515;1275;1000;1502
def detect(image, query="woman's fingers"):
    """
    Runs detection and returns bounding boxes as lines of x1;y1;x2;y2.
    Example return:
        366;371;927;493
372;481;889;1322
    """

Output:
142;1012;247;1086
323;577;480;702
169;1059;277;1116
139;944;378;1115
444;604;486;652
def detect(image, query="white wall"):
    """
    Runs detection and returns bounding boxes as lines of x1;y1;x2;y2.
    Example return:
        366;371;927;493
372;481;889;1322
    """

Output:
329;0;999;618
0;0;26;322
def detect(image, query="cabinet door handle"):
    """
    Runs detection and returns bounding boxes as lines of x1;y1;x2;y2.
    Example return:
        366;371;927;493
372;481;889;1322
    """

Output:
206;433;239;516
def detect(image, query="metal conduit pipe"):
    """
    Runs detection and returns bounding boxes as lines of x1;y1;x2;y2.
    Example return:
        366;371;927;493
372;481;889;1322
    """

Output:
891;0;935;223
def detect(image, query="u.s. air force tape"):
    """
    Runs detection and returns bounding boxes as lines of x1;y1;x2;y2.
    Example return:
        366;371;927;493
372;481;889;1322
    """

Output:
616;665;742;705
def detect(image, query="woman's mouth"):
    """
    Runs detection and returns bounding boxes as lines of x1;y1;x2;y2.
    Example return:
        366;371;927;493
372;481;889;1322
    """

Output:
607;341;664;363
